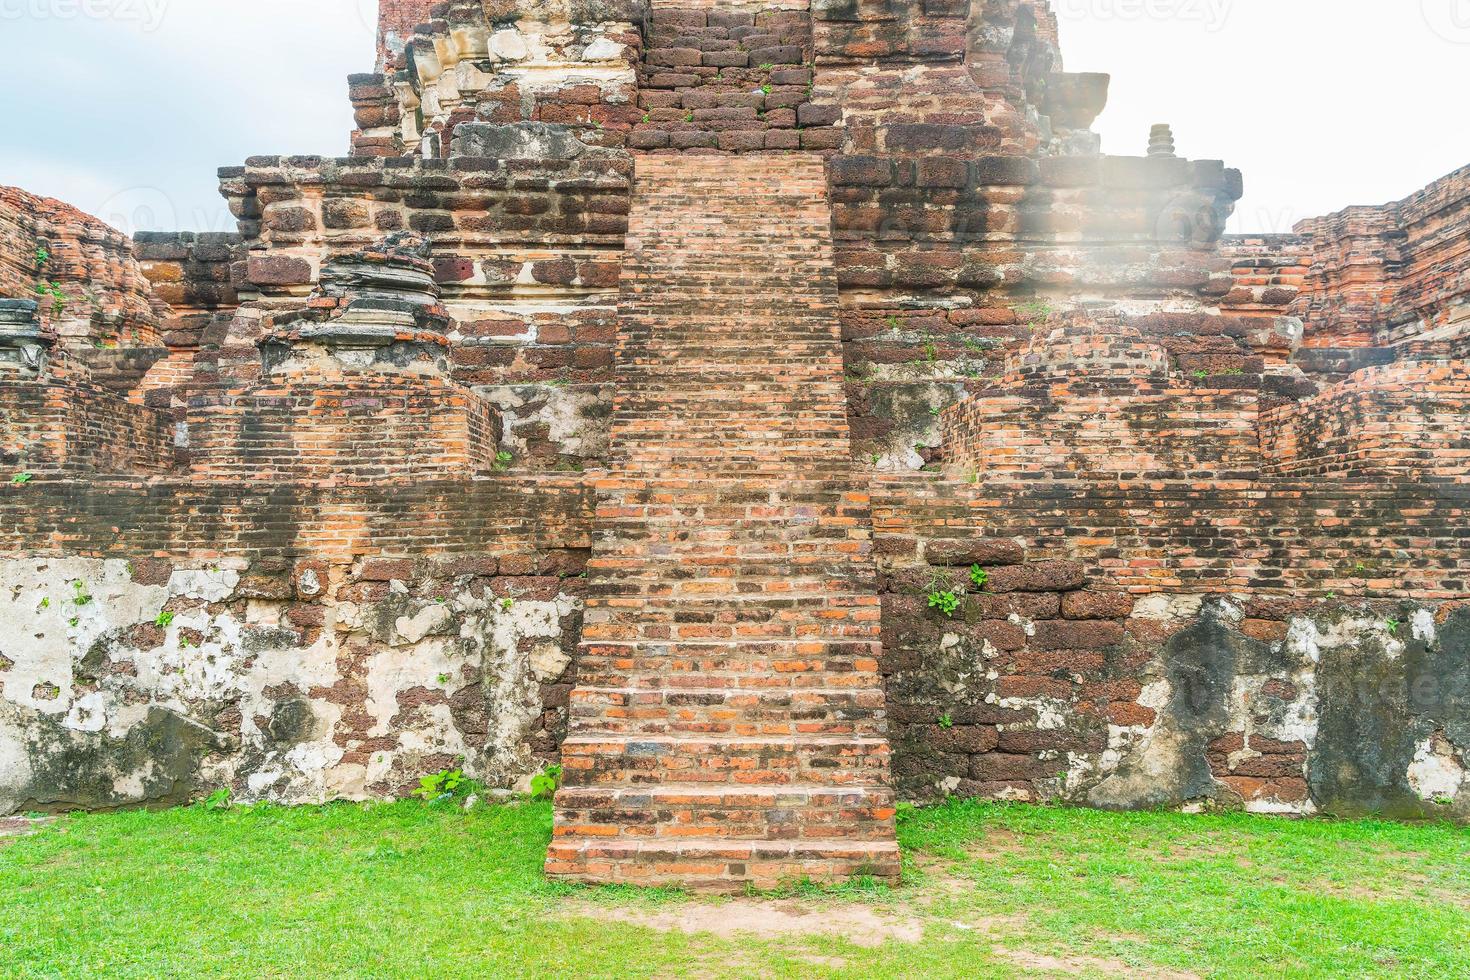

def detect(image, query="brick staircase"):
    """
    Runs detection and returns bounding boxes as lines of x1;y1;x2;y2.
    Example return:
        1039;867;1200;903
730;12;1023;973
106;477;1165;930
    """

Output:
545;155;900;890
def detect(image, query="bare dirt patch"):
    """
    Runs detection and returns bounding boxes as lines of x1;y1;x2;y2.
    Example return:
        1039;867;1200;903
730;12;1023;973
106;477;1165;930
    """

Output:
965;827;1032;861
564;899;925;947
0;815;51;842
994;948;1201;979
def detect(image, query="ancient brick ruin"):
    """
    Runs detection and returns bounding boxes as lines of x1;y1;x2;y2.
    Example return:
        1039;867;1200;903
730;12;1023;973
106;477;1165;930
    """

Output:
1;1;1467;890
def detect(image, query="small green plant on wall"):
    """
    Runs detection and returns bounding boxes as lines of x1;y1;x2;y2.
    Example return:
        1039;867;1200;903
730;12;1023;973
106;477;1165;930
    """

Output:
35;281;67;318
927;590;960;618
411;768;478;806
529;764;563;801
969;564;989;590
926;568;964;618
1015;300;1052;331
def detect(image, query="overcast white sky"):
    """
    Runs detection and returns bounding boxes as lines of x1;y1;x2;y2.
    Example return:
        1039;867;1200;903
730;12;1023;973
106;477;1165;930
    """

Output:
1;0;1466;235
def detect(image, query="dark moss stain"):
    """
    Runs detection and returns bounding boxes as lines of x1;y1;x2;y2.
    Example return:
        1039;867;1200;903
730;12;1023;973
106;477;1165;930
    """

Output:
1309;608;1470;819
266;698;315;744
9;706;226;814
1089;604;1290;811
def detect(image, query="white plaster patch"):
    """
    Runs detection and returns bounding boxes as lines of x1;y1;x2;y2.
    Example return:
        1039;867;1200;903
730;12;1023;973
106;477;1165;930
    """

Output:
168;568;240;603
396;603;451;645
1407;734;1466;802
488;29;529;61
529;642;571;682
582;37;624;61
298;568;323;598
1133;593;1204;622
1411;608;1437;644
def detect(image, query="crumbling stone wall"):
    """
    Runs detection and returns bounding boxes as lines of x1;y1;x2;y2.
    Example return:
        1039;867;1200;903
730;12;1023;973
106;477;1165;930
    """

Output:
0;476;593;812
872;473;1470;820
1;0;1467;826
0;553;585;812
0;186;165;348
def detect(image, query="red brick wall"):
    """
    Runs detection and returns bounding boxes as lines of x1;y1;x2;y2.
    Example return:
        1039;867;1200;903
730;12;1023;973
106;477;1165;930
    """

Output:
0;380;176;476
0;185;163;347
376;0;441;71
1262;360;1470;480
631;7;839;153
1292;164;1470;348
0;475;593;560
189;376;500;483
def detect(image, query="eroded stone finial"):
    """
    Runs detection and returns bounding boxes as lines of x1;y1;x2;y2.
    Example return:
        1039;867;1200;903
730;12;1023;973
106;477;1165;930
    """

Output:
259;233;451;376
0;299;54;379
1148;123;1177;158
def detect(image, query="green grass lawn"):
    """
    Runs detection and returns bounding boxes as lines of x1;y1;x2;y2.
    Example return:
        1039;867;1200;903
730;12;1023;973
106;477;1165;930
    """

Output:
1;798;1465;978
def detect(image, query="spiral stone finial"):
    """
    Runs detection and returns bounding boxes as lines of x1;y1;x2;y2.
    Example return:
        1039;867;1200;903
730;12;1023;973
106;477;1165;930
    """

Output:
1148;123;1177;158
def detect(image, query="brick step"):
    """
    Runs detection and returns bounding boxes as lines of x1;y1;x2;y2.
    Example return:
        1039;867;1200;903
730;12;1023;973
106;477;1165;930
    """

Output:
585;587;876;604
608;459;856;475
590;500;866;518
612;416;848;430
580;639;881;657
560;735;892;788
574;648;882;688
589;476;869;494
611;378;845;390
606;466;864;481
573;669;882;692
593;513;864;526
552;785;896;843
615;346;841;358
589;521;868;538
610;449;853;465
583;584;874;603
584;582;873;602
595;514;865;528
581;609;877;628
545;837;902;892
581;625;877;644
567;686;886;737
583;563;870;582
618;340;838;351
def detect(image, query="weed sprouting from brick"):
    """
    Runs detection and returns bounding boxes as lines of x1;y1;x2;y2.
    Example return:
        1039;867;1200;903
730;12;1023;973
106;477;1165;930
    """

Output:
927;590;959;617
201;788;232;810
411;768;478;805
34;281;67;318
529;764;563;801
1014;300;1052;331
